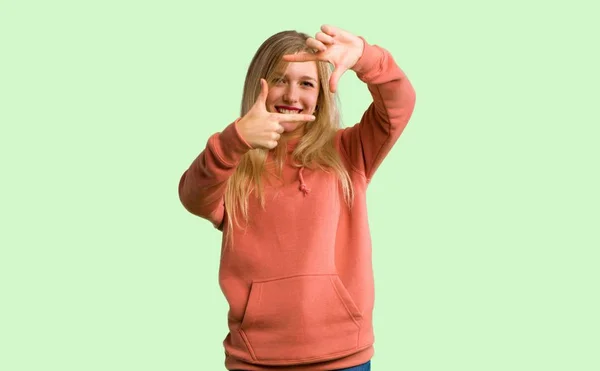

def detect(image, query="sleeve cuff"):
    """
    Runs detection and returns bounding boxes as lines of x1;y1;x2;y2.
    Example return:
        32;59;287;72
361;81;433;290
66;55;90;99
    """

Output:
351;37;386;81
212;119;252;166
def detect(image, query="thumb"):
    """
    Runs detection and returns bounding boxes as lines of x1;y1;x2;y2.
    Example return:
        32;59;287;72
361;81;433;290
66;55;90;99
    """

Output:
256;78;269;107
329;66;345;93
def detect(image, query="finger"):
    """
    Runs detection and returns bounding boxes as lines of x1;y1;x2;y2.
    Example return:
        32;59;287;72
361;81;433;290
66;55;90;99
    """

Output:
315;31;335;45
282;52;319;62
274;113;316;122
320;24;338;37
270;122;284;134
329;65;346;93
306;37;327;52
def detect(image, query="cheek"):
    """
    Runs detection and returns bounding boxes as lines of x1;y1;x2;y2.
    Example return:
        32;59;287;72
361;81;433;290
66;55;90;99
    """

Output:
304;92;319;109
265;90;281;109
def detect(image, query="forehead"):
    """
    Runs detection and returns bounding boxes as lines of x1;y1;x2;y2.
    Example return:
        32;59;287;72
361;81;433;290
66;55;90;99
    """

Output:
274;61;318;79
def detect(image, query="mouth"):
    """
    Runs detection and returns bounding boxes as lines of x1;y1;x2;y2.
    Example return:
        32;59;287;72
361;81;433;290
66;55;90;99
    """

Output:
275;105;303;114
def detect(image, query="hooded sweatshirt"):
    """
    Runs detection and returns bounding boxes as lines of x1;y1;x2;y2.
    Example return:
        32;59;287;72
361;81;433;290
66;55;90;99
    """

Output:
178;37;416;370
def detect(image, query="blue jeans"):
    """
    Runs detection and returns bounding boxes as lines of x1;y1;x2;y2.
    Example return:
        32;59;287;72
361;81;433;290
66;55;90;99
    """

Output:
334;360;371;370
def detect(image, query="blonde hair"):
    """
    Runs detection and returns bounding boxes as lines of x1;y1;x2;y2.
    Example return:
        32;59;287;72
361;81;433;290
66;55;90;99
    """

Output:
224;30;354;239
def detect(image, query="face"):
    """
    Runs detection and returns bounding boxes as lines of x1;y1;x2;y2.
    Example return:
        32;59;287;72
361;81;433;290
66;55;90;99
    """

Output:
266;59;320;137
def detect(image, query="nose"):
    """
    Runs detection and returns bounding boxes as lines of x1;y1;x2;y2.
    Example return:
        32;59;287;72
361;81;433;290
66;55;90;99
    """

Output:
283;84;299;103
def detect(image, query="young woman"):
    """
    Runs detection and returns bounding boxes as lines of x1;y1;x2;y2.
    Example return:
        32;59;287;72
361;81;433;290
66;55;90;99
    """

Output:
179;24;416;371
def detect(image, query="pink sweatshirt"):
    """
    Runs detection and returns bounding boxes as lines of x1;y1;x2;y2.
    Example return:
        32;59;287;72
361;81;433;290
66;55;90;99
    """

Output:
178;37;416;370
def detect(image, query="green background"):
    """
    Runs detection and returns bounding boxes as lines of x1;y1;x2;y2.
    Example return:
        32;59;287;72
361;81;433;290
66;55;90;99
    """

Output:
1;0;598;370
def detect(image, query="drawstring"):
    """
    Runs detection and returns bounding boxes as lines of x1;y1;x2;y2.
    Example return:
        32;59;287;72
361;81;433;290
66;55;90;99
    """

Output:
298;167;310;196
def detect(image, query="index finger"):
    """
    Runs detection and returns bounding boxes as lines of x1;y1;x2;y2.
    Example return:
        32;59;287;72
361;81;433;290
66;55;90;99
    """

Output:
282;52;319;62
273;112;316;122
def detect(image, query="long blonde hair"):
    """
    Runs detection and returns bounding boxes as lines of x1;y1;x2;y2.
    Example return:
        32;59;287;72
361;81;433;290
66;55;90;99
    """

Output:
224;30;354;238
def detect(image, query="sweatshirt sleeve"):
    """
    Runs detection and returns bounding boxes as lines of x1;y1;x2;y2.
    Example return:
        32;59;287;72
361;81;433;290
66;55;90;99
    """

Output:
338;38;416;181
178;119;252;229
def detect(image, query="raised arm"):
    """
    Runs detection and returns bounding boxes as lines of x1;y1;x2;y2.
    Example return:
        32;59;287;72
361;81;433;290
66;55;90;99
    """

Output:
339;38;416;180
282;25;416;181
178;79;316;229
178;121;250;228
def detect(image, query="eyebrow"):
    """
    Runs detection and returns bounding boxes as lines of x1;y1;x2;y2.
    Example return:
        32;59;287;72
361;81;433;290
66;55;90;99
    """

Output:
273;73;318;82
301;76;318;82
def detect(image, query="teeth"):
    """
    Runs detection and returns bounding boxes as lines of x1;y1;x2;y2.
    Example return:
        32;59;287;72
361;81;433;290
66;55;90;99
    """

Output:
277;108;301;114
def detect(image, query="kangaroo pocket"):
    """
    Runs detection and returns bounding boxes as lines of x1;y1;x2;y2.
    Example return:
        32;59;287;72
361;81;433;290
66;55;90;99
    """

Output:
238;274;363;364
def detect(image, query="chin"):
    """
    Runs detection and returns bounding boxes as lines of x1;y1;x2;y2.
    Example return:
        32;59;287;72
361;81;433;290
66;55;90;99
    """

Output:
281;122;304;133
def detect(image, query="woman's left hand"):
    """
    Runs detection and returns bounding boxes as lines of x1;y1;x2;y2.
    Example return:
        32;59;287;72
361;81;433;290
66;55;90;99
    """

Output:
282;24;364;93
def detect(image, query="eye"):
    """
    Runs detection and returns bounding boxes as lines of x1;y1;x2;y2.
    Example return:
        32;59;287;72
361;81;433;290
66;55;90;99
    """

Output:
302;81;315;88
272;77;286;85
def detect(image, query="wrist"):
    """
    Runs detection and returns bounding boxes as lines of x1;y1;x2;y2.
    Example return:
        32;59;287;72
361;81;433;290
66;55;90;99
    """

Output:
350;37;382;78
225;119;253;151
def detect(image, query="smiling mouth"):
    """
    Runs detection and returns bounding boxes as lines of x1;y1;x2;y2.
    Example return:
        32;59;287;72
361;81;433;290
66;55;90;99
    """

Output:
275;106;302;114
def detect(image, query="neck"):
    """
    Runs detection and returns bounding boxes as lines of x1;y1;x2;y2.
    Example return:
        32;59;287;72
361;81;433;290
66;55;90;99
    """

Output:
282;125;306;141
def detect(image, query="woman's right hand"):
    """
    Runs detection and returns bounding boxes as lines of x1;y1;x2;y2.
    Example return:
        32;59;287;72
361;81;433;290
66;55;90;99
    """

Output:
236;79;316;150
